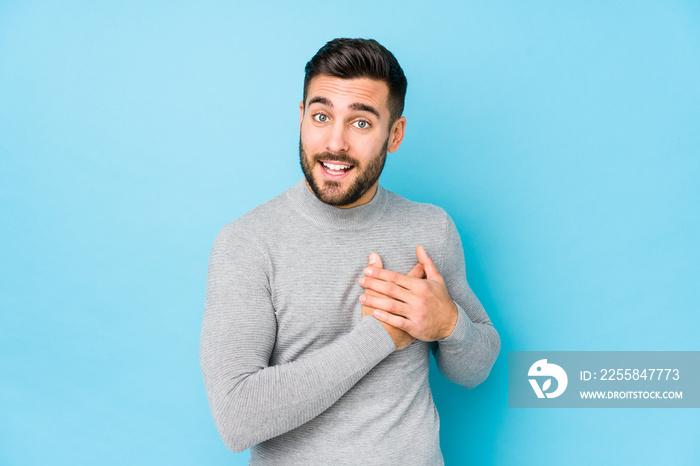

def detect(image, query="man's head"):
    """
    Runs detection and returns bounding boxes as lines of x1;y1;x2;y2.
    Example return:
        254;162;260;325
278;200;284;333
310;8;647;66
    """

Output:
303;38;407;124
299;38;408;208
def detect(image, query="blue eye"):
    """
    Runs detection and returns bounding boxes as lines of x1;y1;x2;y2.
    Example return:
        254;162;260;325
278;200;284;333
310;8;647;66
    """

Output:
355;120;370;129
313;114;328;123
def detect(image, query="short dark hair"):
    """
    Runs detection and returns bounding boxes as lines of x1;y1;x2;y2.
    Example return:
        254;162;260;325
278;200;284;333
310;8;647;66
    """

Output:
303;38;407;123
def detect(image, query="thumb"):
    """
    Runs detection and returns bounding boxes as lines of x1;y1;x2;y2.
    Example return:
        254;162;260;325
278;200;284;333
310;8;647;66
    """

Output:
416;245;442;282
369;252;384;269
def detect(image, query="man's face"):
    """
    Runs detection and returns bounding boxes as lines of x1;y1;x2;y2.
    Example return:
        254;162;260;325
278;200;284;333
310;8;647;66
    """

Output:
299;75;405;208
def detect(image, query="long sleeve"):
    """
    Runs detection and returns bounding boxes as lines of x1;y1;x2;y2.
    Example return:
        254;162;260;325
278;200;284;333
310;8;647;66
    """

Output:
430;214;501;388
199;224;396;453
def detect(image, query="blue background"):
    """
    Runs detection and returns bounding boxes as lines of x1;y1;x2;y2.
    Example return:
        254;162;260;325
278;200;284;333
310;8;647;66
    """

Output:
1;1;698;464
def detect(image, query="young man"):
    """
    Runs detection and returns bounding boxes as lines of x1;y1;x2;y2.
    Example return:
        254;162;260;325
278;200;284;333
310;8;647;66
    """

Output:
200;38;500;465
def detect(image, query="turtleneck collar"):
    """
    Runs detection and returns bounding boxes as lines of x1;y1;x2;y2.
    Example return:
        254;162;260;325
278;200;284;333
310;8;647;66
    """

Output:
286;178;388;231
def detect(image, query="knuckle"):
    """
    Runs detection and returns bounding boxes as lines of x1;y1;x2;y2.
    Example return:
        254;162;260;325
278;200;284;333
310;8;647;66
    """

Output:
388;300;399;313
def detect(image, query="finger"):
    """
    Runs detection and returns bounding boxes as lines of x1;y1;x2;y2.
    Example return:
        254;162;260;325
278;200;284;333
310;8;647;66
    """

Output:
360;304;376;317
407;262;425;279
416;245;442;282
359;293;409;317
373;309;413;333
368;252;384;269
364;253;385;299
359;276;412;303
363;253;388;317
363;266;420;290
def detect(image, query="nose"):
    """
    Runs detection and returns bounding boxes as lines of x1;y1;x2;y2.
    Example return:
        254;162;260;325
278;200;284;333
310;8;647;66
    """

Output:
326;122;350;153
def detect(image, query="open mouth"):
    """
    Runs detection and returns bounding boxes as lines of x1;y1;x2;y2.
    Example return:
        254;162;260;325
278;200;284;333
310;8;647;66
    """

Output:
319;160;354;178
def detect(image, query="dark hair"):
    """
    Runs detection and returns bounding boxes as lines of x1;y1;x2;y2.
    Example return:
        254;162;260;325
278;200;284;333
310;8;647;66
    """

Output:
303;38;407;123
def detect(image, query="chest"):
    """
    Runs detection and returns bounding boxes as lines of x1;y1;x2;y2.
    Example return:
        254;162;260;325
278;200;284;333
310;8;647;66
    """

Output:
265;227;428;364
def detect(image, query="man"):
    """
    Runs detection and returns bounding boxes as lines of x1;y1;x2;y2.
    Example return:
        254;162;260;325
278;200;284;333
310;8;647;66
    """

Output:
200;38;500;465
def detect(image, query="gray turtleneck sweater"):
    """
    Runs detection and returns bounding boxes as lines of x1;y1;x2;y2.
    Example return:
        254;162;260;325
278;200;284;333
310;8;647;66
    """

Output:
200;180;500;465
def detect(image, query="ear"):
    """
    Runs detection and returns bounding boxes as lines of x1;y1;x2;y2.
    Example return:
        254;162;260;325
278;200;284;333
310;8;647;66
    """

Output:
387;116;406;153
299;100;305;133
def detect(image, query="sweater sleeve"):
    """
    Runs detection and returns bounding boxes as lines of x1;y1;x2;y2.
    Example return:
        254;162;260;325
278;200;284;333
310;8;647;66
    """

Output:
430;214;501;389
199;223;395;453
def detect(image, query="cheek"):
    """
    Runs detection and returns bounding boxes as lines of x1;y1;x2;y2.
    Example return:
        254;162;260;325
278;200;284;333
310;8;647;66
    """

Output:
301;124;325;150
353;134;386;158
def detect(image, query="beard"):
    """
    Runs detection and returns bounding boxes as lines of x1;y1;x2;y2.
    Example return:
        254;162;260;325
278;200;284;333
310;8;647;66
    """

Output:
299;136;389;207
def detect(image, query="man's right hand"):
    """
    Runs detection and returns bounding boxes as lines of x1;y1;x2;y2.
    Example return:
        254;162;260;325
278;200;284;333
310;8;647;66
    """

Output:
361;253;424;351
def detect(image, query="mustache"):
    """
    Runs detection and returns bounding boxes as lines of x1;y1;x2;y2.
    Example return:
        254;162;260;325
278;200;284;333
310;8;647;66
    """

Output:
312;152;358;166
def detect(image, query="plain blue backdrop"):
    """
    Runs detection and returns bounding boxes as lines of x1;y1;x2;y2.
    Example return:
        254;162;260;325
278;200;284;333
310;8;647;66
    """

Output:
1;1;698;465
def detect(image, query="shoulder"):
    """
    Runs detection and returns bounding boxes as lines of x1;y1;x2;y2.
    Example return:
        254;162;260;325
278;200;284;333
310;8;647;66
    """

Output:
215;188;292;242
382;188;451;226
381;188;462;268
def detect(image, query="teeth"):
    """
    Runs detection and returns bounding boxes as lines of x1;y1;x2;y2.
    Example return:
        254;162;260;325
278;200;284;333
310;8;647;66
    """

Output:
322;162;351;171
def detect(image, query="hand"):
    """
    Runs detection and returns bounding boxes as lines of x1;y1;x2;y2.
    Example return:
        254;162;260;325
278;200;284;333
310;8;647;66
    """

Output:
359;245;459;342
361;253;424;351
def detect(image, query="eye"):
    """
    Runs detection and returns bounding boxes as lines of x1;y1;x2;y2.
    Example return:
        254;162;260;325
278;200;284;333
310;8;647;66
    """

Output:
353;120;371;129
313;113;329;123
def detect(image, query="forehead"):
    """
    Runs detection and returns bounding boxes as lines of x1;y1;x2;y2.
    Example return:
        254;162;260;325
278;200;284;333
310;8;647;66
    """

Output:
306;75;390;114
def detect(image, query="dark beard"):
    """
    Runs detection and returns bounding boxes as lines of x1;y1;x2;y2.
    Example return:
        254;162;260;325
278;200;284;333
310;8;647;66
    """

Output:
299;137;388;207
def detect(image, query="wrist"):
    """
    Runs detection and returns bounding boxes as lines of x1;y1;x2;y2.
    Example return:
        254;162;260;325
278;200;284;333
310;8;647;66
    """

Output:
439;302;459;340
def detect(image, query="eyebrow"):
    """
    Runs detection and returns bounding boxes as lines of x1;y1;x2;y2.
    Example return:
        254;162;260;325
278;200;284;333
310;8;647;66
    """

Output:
349;102;380;119
307;97;381;119
308;96;332;107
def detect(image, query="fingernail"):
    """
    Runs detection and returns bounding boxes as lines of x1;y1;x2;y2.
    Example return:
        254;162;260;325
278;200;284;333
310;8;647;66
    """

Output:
369;253;377;265
359;277;366;285
359;294;366;303
364;267;372;276
373;310;384;318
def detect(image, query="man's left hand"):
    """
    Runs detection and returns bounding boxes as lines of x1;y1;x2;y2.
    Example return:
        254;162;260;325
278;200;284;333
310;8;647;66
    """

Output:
358;245;459;342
